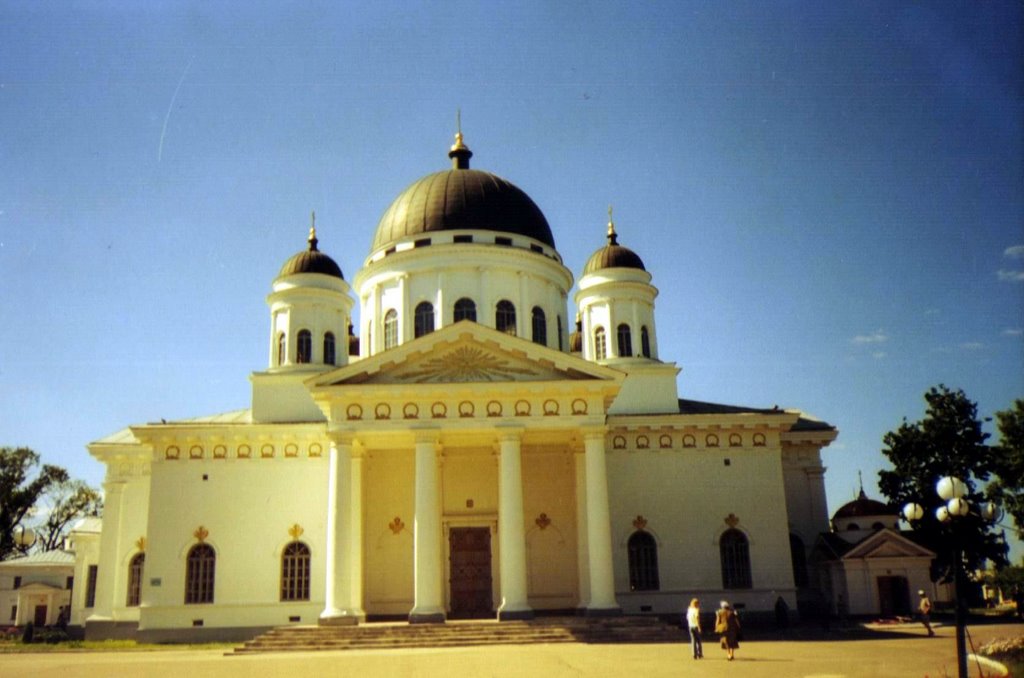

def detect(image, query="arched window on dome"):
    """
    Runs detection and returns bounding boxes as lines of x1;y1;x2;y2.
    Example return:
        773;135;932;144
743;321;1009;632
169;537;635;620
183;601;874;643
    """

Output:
627;531;659;591
594;326;607;360
383;309;398;350
454;298;477;322
495;300;516;335
126;552;144;607
414;302;435;338
323;332;336;366
185;543;215;604
641;326;651;358
720;529;752;589
277;332;286;366
617;323;633;357
531;307;546;346
296;330;312;364
280;541;311;601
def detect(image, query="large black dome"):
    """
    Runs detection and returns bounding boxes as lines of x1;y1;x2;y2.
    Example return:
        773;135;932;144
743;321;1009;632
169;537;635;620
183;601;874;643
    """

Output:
371;137;555;252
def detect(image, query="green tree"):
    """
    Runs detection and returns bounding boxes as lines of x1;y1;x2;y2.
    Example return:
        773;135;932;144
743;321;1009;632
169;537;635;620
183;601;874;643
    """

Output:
0;447;68;560
878;385;1009;579
988;399;1024;539
35;479;103;552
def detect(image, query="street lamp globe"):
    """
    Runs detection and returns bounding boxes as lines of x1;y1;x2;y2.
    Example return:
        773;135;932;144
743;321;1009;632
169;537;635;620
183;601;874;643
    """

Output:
13;525;36;548
937;476;967;501
946;497;970;517
935;505;950;523
902;502;925;522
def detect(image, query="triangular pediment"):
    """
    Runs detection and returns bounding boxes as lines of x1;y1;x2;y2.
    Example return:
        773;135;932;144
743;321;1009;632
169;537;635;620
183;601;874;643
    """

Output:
307;321;623;388
842;529;935;560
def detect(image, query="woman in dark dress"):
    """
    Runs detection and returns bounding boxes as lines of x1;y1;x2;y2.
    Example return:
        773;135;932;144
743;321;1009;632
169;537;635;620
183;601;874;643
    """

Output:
714;600;741;661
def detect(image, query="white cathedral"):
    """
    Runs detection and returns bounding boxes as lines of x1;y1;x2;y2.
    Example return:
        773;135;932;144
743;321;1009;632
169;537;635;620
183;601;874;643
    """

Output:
69;131;837;641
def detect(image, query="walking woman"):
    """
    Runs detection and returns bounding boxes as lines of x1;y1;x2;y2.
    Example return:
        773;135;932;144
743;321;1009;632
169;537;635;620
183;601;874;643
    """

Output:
715;600;741;661
686;598;703;659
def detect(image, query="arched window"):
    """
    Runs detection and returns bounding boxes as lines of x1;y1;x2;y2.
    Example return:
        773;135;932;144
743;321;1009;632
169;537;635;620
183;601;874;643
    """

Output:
383;309;398;349
557;315;564;351
296;330;312;364
323;332;336;366
454;298;477;322
185;544;216;604
531;307;546;345
617;323;632;357
280;541;311;601
789;533;808;588
594;326;607;360
495;300;516;335
126;552;144;607
641;326;651;358
414;302;435;338
277;332;286;366
627;531;660;591
720;529;752;589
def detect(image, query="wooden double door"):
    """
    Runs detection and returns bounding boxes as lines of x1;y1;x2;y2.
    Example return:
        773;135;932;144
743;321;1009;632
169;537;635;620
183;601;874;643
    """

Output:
448;527;494;619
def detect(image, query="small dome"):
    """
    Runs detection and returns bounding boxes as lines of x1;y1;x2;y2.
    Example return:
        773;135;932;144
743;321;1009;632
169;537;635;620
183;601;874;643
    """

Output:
833;490;894;520
279;223;343;279
568;315;583;353
582;213;645;275
371;134;555;253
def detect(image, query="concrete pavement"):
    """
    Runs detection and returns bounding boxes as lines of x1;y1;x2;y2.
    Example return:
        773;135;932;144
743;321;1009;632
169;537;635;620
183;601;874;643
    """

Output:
0;622;1019;678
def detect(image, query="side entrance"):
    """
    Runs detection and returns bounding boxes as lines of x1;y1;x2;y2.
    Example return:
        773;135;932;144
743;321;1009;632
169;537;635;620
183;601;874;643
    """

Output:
448;527;493;619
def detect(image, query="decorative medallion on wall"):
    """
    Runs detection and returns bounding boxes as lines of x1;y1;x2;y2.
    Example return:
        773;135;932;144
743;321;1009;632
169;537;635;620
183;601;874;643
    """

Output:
636;435;650;450
724;513;740;528
632;515;648;531
193;526;209;542
396;346;537;383
514;400;531;416
388;516;405;535
431;401;447;418
213;445;227;459
535;513;552;530
729;433;742;447
285;443;299;458
458;400;475;418
238;444;252;458
189;445;203;459
309;443;323;458
659;434;672;449
612;435;626;450
403;402;419;419
571;398;587;415
543;399;559;416
288;524;304;540
165;446;180;460
135;536;147;552
374;403;391;420
706;434;719;448
346;403;363;421
486;400;502;417
682;435;696;448
261;444;275;458
753;433;766;447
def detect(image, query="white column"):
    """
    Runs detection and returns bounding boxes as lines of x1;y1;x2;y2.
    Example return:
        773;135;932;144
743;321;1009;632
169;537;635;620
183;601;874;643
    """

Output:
583;429;620;615
320;434;361;624
87;478;124;625
497;430;533;620
410;432;445;623
349;449;365;618
574;449;591;611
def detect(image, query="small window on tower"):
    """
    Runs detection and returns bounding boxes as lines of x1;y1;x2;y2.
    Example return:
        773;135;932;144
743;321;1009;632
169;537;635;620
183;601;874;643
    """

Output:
296;330;312;364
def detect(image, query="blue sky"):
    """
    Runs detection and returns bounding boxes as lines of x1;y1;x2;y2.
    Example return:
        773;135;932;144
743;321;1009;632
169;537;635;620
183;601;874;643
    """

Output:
2;2;1022;560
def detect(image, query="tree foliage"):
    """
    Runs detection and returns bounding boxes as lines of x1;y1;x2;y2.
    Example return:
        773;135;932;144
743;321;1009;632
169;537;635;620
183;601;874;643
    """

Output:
35;479;103;552
878;385;1009;579
988;399;1024;539
0;447;68;560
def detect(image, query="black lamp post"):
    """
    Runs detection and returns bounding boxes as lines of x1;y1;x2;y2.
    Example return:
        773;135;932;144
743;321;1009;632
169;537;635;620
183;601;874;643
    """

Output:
902;477;1000;678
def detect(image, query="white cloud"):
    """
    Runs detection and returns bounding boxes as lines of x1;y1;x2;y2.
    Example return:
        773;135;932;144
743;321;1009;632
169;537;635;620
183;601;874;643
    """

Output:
872;351;887;359
1004;245;1024;258
960;342;985;351
852;329;888;344
997;269;1024;282
1002;328;1023;337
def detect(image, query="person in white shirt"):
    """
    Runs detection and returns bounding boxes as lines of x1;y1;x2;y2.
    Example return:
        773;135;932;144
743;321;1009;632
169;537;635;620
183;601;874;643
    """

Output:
685;598;704;659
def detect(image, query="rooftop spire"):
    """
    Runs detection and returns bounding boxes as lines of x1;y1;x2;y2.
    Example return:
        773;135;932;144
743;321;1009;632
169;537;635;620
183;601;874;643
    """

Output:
857;470;866;500
606;205;619;246
448;109;473;169
308;210;319;251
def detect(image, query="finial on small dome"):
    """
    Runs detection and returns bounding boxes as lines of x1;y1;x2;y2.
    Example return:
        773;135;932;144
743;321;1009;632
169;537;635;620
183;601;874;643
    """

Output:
308;211;319;251
448;109;473;169
857;470;866;500
606;205;619;246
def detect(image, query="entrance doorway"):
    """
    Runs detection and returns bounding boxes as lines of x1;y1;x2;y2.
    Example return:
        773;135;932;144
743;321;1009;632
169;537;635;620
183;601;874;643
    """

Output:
448;527;493;619
33;604;47;626
877;575;911;616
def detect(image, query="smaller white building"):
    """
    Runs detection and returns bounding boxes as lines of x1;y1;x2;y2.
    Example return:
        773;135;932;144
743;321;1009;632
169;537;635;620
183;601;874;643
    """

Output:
0;550;75;627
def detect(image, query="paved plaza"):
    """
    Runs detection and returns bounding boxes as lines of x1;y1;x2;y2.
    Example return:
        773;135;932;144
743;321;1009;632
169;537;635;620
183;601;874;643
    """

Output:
0;622;1020;678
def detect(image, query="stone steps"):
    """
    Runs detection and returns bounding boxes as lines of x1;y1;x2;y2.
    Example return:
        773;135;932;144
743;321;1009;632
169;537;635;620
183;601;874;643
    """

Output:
230;616;684;654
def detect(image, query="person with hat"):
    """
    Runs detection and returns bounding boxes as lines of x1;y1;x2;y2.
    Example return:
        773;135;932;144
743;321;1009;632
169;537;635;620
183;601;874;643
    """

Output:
917;590;935;637
714;600;741;660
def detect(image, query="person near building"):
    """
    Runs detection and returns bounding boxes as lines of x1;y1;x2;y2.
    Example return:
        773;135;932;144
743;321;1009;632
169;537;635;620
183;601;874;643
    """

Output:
685;598;703;659
715;600;741;661
918;590;935;637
